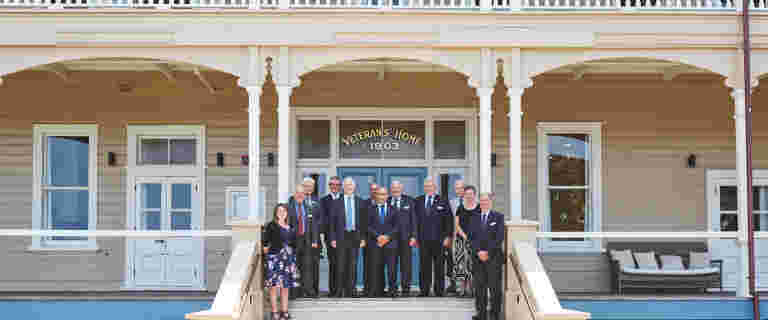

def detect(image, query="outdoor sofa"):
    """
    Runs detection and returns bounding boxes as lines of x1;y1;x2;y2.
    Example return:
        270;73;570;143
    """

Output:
606;242;722;294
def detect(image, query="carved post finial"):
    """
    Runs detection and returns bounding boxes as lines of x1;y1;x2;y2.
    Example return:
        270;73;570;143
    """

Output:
266;57;273;75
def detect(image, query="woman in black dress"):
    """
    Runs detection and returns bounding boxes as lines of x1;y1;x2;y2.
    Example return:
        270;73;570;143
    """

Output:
453;185;481;297
263;203;300;320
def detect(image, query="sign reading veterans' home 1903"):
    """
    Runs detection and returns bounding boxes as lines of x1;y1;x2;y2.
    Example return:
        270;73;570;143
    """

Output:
342;127;422;151
339;120;426;159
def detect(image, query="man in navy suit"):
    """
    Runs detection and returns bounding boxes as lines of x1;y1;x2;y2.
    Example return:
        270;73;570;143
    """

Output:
328;177;368;298
362;182;379;297
468;192;504;320
388;180;417;297
368;186;399;298
415;177;453;297
313;176;342;297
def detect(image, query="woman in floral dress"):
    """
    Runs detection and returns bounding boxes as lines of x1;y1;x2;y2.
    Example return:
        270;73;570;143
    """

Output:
263;203;300;320
454;185;481;297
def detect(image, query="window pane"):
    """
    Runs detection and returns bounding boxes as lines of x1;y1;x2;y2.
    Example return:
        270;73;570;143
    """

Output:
141;184;162;210
390;175;422;198
436;173;464;200
721;213;737;231
434;121;466;159
171;212;192;230
548;134;588;186
719;213;768;231
339;120;382;159
382;121;425;160
171;184;192;209
46;136;89;187
142;211;161;231
298;120;330;159
720;186;737;211
753;186;768;211
232;192;250;221
140;139;168;165
45;190;88;240
549;189;587;241
170;139;196;165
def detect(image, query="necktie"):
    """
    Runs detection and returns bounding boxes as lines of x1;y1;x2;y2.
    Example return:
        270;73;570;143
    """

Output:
396;198;400;209
459;198;463;208
298;203;305;235
346;196;355;231
379;205;385;224
426;196;432;209
482;213;488;229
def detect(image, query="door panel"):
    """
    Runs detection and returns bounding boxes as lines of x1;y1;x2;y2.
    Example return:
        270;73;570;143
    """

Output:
131;179;202;289
381;167;427;289
134;182;165;285
337;167;427;290
711;179;768;290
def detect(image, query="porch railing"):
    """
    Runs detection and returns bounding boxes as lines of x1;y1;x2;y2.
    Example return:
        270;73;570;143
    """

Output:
2;0;767;10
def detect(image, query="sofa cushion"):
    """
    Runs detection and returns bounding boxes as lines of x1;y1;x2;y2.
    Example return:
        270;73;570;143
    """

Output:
621;266;719;275
690;251;711;269
633;251;659;270
660;255;685;270
610;249;635;268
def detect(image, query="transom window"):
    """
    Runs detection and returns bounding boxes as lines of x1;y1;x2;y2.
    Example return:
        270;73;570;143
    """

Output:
31;124;99;250
138;137;196;165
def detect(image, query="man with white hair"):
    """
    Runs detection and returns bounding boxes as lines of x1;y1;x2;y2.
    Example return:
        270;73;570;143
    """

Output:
468;192;504;320
288;184;319;299
415;177;453;297
328;177;369;298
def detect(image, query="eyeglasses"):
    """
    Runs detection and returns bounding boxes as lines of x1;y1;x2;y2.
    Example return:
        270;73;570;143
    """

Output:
329;183;341;186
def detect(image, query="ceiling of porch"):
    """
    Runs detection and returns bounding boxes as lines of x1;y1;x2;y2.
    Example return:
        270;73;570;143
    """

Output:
19;56;718;84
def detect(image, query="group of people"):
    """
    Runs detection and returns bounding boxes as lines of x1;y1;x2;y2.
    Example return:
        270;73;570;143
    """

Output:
262;176;505;320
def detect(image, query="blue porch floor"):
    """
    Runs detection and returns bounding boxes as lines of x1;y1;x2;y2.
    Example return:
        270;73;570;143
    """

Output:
2;297;768;320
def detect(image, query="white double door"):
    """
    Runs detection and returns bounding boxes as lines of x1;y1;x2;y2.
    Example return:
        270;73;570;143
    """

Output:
709;171;768;290
130;177;203;289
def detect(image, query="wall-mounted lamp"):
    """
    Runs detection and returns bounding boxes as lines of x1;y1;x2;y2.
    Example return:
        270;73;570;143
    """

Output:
267;152;275;167
491;153;497;167
687;154;697;169
107;152;116;166
241;155;249;166
216;152;224;167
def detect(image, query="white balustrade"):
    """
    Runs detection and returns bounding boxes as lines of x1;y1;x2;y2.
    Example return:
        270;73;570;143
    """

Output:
0;0;758;8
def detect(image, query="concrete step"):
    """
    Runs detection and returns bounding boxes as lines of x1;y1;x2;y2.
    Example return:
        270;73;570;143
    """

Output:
286;297;476;320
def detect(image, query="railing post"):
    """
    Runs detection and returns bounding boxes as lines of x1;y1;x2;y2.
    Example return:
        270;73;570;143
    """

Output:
230;221;264;320
505;220;539;320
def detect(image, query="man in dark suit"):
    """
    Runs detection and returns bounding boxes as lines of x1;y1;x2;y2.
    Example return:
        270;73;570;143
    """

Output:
328;177;368;298
367;186;399;298
288;184;319;299
362;182;379;296
388;180;417;297
313;176;342;297
468;192;504;320
415;177;453;297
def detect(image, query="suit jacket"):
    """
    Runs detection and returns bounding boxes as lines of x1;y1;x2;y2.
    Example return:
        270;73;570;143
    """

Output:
388;195;416;242
263;221;296;255
288;199;316;245
367;202;399;249
329;194;368;243
468;210;504;254
414;194;453;242
316;193;343;236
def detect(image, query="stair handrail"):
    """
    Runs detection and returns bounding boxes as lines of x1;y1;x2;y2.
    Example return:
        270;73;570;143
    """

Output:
509;250;539;318
234;253;262;319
